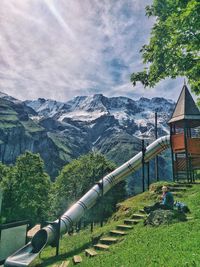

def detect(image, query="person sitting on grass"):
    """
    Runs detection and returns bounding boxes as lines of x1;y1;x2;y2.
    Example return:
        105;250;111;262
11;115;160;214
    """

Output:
144;185;174;213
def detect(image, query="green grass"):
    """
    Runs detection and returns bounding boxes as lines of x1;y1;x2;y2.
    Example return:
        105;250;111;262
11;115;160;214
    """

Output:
0;121;20;129
48;133;72;161
0;103;20;128
0;112;20;129
21;120;44;133
0;114;18;122
34;182;200;267
0;103;17;115
0;101;43;132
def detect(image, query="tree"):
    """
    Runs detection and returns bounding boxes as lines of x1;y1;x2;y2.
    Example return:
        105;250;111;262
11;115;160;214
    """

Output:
53;152;126;222
1;152;51;225
0;163;8;223
0;162;9;184
131;0;200;94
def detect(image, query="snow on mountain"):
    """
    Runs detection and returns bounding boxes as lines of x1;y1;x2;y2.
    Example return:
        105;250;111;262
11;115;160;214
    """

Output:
25;98;70;117
133;98;174;138
0;91;174;180
58;94;109;121
59;110;107;122
25;94;175;138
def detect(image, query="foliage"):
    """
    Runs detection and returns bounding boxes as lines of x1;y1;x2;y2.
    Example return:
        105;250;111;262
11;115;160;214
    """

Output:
0;162;9;184
0;163;9;223
37;182;200;267
53;152;126;222
1;152;51;225
131;0;200;94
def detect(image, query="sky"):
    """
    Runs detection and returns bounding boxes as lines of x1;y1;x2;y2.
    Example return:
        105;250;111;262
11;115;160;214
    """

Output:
0;0;185;102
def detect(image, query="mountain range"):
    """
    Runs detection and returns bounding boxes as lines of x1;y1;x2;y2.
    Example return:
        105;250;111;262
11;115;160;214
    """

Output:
0;91;174;182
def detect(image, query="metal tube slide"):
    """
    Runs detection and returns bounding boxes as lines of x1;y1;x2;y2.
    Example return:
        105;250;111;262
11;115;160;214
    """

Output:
5;135;170;266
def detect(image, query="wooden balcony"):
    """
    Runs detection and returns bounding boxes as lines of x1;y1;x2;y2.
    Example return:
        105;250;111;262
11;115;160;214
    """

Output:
187;138;200;154
172;134;185;152
172;134;200;155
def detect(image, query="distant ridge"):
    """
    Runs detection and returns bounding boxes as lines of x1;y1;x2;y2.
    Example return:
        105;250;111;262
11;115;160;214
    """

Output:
0;92;174;181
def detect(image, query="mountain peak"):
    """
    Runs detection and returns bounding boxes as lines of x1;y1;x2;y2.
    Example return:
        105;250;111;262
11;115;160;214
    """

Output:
25;94;175;128
38;98;46;103
0;91;18;102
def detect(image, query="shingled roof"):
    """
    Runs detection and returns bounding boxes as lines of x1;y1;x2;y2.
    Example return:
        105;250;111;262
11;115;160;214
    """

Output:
168;85;200;127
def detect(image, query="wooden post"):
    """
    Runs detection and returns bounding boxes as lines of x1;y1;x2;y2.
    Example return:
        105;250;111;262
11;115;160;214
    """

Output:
155;112;159;181
147;161;150;189
100;177;104;227
192;170;195;183
184;122;190;183
187;127;193;182
174;153;178;181
56;217;61;256
142;139;145;192
90;221;93;233
91;168;95;232
145;142;150;189
170;125;175;181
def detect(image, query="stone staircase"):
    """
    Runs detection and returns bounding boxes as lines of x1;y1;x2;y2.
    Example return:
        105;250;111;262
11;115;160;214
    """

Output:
92;209;146;254
51;209;145;266
168;184;192;197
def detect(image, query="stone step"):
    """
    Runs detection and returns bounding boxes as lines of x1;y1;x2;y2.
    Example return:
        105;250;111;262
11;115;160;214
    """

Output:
110;230;127;236
132;214;146;219
94;243;109;250
139;209;146;214
124;219;140;225
85;248;98;257
27;224;41;239
170;187;187;192
173;183;192;188
59;261;70;267
116;224;133;230
100;237;118;244
73;255;82;265
172;192;183;196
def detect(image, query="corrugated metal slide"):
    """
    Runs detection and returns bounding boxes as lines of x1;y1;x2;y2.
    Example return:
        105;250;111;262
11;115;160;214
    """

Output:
4;135;170;266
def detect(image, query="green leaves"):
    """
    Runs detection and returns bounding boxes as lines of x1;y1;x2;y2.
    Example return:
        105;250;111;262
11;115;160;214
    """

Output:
131;0;200;94
1;152;51;225
54;152;126;222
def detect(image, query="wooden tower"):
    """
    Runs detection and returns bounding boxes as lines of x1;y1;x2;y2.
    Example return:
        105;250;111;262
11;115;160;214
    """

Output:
168;84;200;182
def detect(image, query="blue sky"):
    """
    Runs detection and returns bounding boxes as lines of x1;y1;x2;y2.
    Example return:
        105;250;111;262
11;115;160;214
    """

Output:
0;0;185;101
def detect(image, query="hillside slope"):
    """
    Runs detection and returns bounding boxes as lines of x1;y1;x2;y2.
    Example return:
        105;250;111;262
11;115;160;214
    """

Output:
0;98;67;178
35;181;200;267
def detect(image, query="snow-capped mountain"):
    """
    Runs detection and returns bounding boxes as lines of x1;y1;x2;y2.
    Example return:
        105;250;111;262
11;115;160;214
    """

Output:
25;98;69;117
25;94;174;138
0;91;174;181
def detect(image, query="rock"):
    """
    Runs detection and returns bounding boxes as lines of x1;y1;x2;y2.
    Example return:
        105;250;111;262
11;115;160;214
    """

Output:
144;209;187;226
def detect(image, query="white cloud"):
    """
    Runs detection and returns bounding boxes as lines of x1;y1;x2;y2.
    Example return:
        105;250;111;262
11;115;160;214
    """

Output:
0;0;184;101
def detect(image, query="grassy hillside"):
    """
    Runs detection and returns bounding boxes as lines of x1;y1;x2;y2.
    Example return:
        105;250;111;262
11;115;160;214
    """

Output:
34;182;200;267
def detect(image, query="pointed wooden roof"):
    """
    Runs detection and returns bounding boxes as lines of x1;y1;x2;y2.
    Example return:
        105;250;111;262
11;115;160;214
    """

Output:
168;85;200;127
